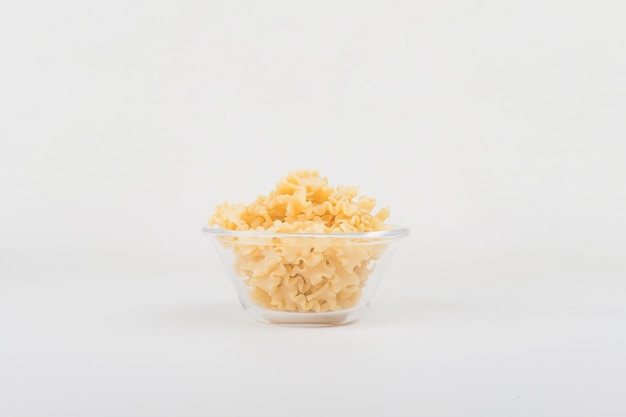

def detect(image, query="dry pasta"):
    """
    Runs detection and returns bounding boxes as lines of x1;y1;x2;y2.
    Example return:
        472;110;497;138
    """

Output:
210;170;390;313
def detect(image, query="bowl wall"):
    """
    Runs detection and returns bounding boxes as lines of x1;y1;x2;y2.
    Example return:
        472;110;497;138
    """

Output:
205;228;408;325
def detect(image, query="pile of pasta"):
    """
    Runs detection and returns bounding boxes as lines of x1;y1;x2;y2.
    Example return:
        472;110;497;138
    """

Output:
209;170;390;313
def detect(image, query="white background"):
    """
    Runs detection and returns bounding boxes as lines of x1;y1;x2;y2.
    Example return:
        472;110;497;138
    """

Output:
1;1;625;416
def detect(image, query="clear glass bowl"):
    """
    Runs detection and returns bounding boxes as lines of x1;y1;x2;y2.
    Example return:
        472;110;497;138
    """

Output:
202;226;409;326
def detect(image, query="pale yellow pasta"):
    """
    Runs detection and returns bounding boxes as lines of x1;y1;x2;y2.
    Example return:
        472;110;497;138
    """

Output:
210;170;390;313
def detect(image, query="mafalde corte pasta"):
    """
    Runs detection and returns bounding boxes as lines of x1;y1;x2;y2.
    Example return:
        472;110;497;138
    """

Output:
209;170;391;313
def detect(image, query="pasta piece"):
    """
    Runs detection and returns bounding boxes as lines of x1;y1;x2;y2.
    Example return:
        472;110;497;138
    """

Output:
210;170;391;313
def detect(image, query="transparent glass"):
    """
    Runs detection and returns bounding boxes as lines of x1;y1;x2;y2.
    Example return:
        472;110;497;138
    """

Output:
202;226;409;326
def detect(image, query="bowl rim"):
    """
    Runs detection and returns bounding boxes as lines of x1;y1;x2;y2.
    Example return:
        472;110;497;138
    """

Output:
201;225;410;239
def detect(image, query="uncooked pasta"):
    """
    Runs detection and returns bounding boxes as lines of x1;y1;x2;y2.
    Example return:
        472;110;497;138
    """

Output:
209;170;390;313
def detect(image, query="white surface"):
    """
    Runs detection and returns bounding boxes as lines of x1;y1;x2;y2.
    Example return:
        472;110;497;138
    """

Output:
1;1;625;416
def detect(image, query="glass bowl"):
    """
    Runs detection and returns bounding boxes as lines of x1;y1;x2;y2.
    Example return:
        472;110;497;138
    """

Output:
202;226;409;326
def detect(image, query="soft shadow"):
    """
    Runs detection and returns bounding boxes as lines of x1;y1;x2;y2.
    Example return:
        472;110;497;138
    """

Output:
366;297;476;326
150;302;253;330
146;298;475;330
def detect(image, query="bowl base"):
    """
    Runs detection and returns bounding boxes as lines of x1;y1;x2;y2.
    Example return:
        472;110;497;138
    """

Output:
247;306;364;326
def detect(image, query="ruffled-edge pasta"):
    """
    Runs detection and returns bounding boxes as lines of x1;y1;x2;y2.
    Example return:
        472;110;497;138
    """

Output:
210;170;390;313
